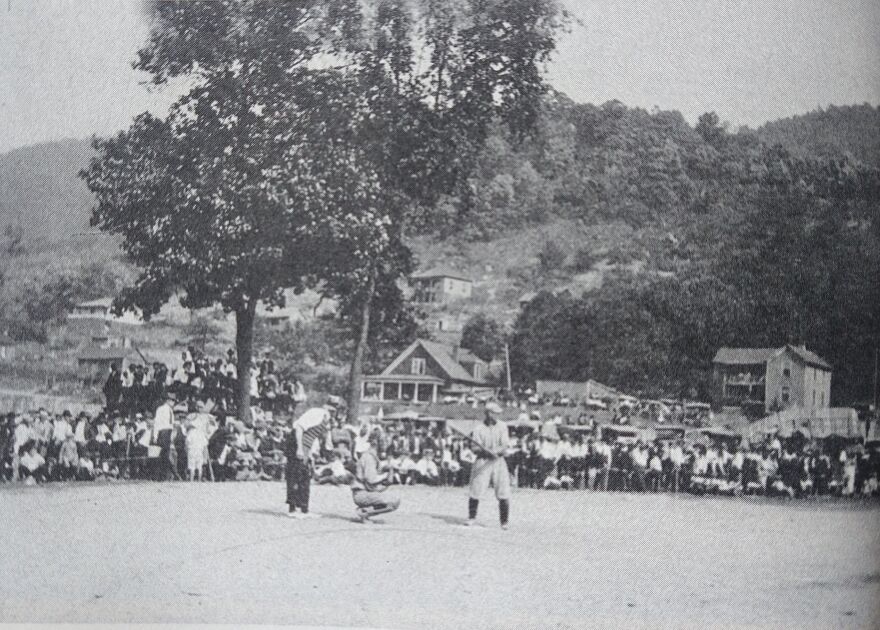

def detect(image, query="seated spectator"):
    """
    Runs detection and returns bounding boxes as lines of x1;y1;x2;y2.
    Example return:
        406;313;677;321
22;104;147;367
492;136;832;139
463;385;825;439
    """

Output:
19;441;47;484
413;449;440;485
57;433;79;481
316;452;354;486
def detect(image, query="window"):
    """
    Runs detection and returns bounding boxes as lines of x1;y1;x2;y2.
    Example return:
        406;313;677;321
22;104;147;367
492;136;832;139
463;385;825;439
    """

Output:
820;391;824;406
411;358;426;375
383;382;401;401
782;362;791;378
813;390;816;406
401;383;416;401
781;386;790;404
472;363;483;380
416;383;433;403
362;382;381;401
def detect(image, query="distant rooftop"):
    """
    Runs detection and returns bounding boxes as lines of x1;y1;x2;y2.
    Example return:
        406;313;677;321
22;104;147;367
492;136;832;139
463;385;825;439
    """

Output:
714;345;831;370
410;267;472;283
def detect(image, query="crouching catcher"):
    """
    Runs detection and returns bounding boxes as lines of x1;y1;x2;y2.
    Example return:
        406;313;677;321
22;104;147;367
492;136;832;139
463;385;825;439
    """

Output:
352;430;400;523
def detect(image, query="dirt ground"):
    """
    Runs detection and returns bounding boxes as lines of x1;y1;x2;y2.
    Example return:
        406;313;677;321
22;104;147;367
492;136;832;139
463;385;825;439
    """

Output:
1;481;878;629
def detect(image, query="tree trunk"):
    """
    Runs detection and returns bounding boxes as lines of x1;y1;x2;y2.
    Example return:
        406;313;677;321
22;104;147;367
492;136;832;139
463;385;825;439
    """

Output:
347;273;376;424
235;300;257;425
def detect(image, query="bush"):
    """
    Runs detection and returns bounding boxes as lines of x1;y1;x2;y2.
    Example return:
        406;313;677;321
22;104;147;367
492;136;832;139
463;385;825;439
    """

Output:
537;240;566;272
571;246;598;272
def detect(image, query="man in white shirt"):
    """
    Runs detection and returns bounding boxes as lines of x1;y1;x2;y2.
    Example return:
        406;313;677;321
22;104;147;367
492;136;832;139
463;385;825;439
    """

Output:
630;442;649;491
153;395;175;480
51;411;73;460
538;436;558;487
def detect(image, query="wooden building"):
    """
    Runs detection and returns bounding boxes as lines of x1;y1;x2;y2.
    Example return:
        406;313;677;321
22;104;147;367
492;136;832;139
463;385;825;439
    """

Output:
410;268;473;304
361;339;493;403
712;345;832;412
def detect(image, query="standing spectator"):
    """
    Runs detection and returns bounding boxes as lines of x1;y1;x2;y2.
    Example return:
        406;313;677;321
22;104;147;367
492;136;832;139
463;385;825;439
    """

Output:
13;415;35;481
630;442;648;491
153;394;176;481
50;411;73;463
185;419;208;481
33;409;53;458
103;363;123;413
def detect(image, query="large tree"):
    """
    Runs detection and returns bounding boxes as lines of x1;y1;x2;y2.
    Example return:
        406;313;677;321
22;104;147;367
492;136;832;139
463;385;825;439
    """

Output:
81;0;375;421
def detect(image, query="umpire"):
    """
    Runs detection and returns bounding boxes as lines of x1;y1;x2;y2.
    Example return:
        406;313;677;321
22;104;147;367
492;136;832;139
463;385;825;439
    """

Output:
466;402;511;529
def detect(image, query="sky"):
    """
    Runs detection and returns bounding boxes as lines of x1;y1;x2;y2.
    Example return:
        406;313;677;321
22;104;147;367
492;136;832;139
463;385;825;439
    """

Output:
1;0;878;154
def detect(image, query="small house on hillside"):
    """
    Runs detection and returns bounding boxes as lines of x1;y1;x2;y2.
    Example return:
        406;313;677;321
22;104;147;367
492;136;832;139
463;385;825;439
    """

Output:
712;345;832;412
77;346;144;386
68;297;143;326
361;339;493;404
410;268;472;304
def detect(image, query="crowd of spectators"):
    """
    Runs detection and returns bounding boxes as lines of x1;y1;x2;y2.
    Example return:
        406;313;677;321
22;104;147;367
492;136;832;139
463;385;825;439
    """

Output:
2;351;878;500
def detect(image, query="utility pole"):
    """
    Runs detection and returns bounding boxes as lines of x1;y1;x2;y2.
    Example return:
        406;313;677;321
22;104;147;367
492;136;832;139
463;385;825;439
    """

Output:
874;346;878;413
504;343;513;392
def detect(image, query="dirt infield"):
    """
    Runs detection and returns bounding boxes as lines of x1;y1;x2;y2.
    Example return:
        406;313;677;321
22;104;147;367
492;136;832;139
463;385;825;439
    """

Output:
1;482;878;629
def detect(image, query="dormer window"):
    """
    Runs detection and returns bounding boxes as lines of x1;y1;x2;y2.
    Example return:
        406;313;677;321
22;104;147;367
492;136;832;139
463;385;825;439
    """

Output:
411;358;426;375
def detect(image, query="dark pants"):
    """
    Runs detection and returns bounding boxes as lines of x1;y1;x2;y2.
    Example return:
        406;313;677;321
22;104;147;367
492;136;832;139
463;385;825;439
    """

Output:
286;459;312;513
156;429;173;481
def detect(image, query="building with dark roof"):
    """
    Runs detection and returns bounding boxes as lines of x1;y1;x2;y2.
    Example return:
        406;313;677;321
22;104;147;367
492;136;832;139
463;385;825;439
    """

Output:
409;268;472;303
712;345;832;412
361;339;493;403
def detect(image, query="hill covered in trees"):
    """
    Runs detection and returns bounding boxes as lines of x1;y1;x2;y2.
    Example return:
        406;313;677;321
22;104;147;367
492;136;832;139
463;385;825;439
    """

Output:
756;104;880;167
0;100;877;404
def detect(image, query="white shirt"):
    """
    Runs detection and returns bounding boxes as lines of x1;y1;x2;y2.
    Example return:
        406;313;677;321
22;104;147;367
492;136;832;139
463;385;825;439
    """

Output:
74;420;87;444
416;457;438;477
631;447;649;468
539;441;558;460
20;451;45;472
557;441;574;458
52;420;73;443
153;403;174;433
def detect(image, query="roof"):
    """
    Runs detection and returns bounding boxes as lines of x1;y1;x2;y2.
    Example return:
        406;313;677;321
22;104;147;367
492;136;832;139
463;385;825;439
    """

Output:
77;346;142;362
363;374;445;384
76;297;114;309
786;345;831;370
410;267;472;283
713;348;777;365
379;339;489;385
713;345;831;370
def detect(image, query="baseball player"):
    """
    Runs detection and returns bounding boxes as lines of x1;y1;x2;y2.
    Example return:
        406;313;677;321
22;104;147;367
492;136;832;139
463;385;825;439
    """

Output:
284;397;336;519
351;430;401;523
465;401;511;529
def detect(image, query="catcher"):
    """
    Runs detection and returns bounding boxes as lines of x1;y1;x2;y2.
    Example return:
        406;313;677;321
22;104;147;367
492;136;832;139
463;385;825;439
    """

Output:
351;429;400;523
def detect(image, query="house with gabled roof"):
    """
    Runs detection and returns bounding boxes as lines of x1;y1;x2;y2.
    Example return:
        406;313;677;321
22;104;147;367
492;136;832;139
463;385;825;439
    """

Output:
68;297;143;326
410;267;472;303
361;339;494;404
712;345;832;412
